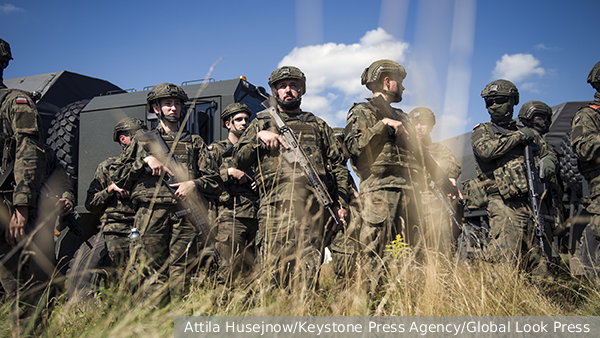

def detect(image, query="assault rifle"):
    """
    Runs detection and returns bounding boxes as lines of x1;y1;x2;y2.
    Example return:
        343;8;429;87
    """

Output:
135;129;220;261
266;106;342;230
523;143;552;257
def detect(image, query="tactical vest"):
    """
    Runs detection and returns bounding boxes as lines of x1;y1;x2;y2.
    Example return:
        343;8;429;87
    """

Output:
573;103;600;197
253;110;331;192
349;101;422;187
475;122;532;199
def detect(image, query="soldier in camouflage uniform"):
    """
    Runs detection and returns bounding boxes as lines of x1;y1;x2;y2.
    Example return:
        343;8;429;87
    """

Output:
472;80;557;276
344;60;425;294
233;66;348;289
208;102;259;284
0;38;49;298
571;61;600;248
110;83;222;302
85;118;145;267
519;100;565;251
409;107;462;257
329;128;361;282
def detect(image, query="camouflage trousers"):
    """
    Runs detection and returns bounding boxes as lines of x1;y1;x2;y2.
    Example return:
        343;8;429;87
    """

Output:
256;194;327;290
358;188;421;295
328;200;361;281
132;203;197;301
103;231;130;267
586;196;600;240
486;194;550;276
0;203;56;300
420;191;459;258
214;213;258;284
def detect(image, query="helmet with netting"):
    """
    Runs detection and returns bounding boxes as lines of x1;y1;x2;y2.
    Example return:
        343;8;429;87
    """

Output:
268;66;306;95
408;107;436;126
588;61;600;91
361;59;406;91
221;102;251;127
0;38;13;68
113;117;146;142
146;82;188;113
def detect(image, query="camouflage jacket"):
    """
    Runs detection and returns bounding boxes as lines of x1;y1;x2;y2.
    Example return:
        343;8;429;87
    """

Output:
85;156;135;233
422;137;462;180
344;98;424;193
233;108;348;207
208;138;258;218
110;124;222;205
0;85;46;208
471;120;555;198
571;102;600;198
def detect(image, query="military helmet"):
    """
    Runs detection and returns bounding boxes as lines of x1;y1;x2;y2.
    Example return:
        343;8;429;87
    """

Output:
408;107;436;126
221;102;251;127
0;38;13;67
587;61;600;90
481;79;519;105
361;59;406;90
268;66;306;95
146;82;188;113
518;100;552;121
113;117;146;142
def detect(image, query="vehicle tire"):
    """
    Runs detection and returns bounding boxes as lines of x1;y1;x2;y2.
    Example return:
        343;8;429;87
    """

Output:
66;233;111;301
559;133;584;198
46;99;90;183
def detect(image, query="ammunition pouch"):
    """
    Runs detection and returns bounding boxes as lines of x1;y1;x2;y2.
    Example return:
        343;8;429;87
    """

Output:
493;158;528;199
462;178;488;210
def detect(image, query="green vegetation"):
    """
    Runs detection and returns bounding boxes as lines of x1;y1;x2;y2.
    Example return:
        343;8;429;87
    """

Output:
2;241;600;338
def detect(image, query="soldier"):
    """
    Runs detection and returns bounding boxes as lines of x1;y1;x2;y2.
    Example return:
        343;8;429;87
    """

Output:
571;61;600;252
233;66;348;289
344;59;424;295
518;101;565;250
471;79;557;276
85;118;145;267
409;107;462;257
208;103;259;284
329;128;361;282
0;38;48;298
110;83;222;302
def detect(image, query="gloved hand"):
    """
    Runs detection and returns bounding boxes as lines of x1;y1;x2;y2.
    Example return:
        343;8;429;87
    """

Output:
519;127;536;141
538;155;557;180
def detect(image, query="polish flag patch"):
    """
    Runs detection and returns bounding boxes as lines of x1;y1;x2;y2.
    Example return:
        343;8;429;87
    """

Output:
16;97;28;104
207;145;213;151
473;123;481;130
574;116;581;125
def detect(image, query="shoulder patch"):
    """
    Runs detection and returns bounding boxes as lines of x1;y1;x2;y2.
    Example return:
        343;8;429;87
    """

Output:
207;145;213;151
574;116;581;125
473;123;481;130
16;97;29;104
347;111;353;120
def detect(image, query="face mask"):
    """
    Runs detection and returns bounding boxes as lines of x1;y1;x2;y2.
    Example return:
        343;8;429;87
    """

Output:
488;102;513;124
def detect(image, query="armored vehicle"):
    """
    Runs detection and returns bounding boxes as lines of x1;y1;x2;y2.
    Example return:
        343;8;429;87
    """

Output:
5;71;269;270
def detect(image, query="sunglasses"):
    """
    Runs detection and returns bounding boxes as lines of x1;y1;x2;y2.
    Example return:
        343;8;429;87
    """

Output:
485;96;509;107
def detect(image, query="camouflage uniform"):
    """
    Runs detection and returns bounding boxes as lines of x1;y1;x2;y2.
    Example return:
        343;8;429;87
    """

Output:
571;102;600;240
421;138;462;256
344;97;424;289
234;109;348;288
85;157;136;265
328;128;361;281
0;83;47;297
471;120;556;275
110;123;222;297
208;138;258;283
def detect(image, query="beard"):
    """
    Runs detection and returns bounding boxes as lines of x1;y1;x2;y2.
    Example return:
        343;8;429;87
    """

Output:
276;96;302;111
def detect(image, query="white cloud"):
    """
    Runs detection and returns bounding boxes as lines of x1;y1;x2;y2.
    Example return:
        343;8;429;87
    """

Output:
278;28;409;127
0;4;23;14
492;53;545;83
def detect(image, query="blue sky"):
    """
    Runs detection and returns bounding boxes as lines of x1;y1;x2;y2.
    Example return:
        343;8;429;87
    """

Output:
2;0;599;151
